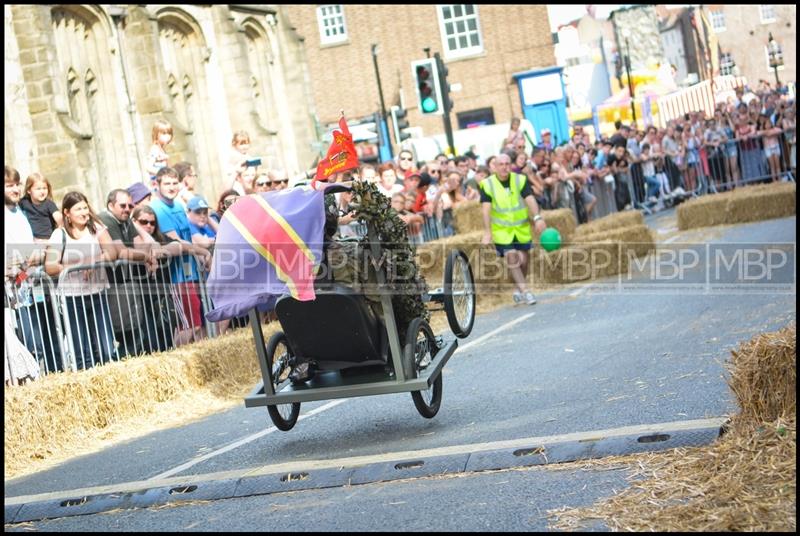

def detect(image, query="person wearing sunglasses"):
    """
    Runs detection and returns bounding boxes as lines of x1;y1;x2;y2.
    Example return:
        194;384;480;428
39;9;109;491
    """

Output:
211;189;240;226
396;149;417;182
98;188;157;271
254;173;272;193
269;169;290;190
131;205;208;353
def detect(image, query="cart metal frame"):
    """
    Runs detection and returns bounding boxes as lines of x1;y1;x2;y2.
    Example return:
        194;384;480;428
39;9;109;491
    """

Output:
244;228;459;409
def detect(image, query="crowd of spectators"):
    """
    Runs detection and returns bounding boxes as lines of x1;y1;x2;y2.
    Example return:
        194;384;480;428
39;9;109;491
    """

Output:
4;81;796;384
4;120;288;384
334;81;794;236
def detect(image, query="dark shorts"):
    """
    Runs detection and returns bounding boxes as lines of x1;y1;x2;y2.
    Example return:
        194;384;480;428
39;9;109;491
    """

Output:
495;239;533;257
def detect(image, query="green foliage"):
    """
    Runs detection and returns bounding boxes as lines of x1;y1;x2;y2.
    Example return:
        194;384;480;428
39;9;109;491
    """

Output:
349;181;430;337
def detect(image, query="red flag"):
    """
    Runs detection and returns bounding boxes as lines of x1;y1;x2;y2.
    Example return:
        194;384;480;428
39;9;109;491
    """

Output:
314;115;359;185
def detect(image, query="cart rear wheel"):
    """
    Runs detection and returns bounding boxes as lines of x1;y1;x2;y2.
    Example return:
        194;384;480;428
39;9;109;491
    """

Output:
444;249;476;338
405;318;443;419
266;331;300;431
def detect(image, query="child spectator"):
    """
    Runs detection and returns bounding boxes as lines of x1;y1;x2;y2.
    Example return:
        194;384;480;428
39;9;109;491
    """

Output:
227;131;251;191
146;119;173;183
19;172;62;242
185;196;216;250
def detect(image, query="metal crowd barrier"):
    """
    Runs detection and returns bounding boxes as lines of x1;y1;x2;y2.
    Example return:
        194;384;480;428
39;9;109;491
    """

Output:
4;254;218;377
581;130;797;219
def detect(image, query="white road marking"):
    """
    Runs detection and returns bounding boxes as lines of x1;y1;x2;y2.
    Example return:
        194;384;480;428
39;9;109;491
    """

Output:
8;417;727;505
569;284;593;297
457;312;535;352
663;234;683;244
148;399;348;481
656;227;679;235
148;312;535;481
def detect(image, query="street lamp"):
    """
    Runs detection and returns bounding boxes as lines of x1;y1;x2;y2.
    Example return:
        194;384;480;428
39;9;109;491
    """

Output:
621;28;637;128
767;32;783;88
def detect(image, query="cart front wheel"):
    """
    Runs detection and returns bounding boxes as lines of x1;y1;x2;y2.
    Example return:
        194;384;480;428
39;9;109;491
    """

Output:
405;318;443;419
444;249;476;338
266;331;301;431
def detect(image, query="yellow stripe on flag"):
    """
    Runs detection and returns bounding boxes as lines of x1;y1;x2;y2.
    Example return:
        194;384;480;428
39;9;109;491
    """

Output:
250;194;316;264
225;210;299;299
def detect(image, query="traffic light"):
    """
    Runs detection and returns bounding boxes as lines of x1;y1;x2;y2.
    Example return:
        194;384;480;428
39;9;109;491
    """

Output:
434;53;454;113
390;106;411;144
412;58;442;115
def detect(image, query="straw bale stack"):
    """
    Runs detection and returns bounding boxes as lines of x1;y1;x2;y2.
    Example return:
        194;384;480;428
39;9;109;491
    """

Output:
4;326;270;476
726;323;796;426
572;210;645;239
677;182;796;230
549;323;796;532
452;201;577;242
417;224;654;288
452;201;484;234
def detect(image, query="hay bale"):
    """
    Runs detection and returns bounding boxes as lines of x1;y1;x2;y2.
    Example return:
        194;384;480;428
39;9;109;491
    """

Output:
533;242;621;285
727;323;796;426
452;201;577;242
548;323;797;532
574;224;656;260
417;222;653;290
3;326;270;476
573;210;645;238
452;201;484;234
678;183;796;230
537;208;577;242
726;184;796;225
533;224;655;285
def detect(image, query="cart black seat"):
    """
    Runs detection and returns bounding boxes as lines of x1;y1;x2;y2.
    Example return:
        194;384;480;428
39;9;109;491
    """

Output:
275;284;388;368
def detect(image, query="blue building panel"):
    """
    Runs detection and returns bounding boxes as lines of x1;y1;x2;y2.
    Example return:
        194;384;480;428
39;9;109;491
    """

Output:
512;67;570;147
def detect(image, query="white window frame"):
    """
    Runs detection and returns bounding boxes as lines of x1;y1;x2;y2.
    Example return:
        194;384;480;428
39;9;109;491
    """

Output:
316;5;348;45
437;5;484;60
719;52;735;75
710;10;726;33
759;5;776;24
764;45;785;71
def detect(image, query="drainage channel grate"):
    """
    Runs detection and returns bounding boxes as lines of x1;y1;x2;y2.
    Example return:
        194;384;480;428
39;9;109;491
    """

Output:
8;422;726;524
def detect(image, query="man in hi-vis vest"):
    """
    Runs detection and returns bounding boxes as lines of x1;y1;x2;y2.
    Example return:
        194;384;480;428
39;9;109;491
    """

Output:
480;153;547;305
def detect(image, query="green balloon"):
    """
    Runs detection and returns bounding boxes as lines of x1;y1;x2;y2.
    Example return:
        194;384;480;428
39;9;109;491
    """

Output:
540;227;562;252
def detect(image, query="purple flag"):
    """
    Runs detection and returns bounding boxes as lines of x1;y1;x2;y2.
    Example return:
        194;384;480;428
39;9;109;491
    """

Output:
205;187;326;321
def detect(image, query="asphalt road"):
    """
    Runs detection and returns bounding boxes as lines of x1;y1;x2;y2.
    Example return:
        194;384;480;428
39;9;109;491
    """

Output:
5;214;796;531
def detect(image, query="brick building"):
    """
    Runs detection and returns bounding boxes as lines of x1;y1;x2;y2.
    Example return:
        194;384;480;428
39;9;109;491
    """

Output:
5;4;318;208
281;4;555;146
706;4;796;86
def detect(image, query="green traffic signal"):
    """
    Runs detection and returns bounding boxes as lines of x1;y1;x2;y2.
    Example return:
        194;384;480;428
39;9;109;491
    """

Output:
421;96;438;113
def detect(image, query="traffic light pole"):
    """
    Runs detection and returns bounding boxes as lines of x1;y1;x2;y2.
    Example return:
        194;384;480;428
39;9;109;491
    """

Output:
371;44;392;159
434;52;455;156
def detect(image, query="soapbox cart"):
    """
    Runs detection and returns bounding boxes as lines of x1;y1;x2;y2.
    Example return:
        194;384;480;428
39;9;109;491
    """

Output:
243;223;476;431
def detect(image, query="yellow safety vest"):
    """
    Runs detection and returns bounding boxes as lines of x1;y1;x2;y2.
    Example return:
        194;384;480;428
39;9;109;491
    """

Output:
480;173;531;245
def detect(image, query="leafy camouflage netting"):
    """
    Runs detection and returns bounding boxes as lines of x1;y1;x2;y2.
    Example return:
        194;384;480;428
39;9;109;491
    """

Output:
346;180;430;338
